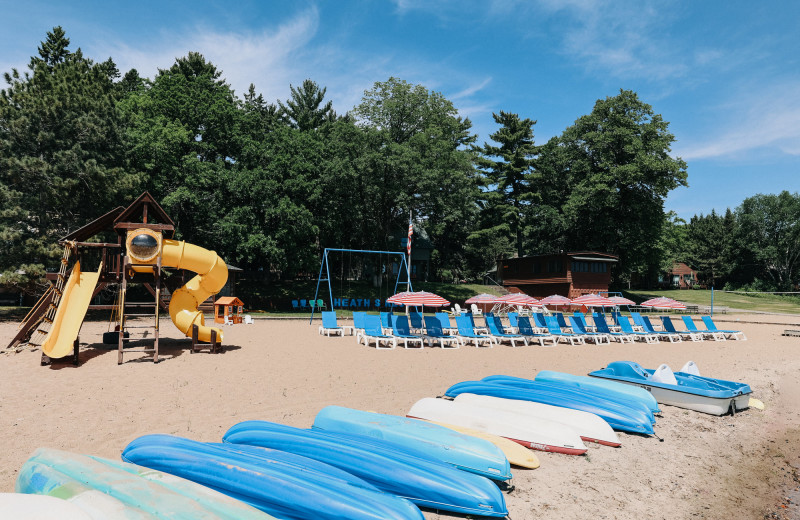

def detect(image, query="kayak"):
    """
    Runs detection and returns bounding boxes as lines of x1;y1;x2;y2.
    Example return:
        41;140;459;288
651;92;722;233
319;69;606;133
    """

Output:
122;434;424;520
424;421;540;469
16;448;273;519
312;405;511;480
223;420;508;517
533;370;661;414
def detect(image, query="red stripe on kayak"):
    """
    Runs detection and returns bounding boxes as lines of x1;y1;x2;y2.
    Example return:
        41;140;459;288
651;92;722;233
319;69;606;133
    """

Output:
503;436;587;456
581;436;621;447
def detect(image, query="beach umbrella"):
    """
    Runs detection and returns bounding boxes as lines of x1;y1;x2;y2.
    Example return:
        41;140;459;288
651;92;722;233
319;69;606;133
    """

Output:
539;294;572;306
641;297;687;310
493;293;542;307
571;293;614;307
608;296;635;306
465;293;498;304
386;291;451;307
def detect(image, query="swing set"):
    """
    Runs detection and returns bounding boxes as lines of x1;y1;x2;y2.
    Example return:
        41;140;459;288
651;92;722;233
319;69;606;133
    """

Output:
310;248;413;323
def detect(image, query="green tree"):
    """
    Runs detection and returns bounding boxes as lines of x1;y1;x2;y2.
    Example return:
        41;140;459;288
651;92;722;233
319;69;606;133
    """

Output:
550;89;688;281
278;79;336;131
476;111;538;257
685;210;729;287
733;191;800;290
0;27;139;291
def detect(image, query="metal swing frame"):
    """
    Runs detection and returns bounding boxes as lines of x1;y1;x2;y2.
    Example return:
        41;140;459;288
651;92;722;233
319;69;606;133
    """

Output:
310;248;413;323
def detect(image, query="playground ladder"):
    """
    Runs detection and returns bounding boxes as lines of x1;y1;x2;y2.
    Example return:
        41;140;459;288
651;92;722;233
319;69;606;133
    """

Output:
117;255;162;364
27;244;73;348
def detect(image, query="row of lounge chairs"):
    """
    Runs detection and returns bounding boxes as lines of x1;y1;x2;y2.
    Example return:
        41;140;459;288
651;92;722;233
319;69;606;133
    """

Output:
318;310;746;349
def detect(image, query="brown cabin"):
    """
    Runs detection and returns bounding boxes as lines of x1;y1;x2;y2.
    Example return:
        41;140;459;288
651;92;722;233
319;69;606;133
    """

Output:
498;251;619;299
661;262;698;289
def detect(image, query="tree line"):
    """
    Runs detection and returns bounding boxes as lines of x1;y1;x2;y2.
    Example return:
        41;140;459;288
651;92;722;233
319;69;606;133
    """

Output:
2;28;792;295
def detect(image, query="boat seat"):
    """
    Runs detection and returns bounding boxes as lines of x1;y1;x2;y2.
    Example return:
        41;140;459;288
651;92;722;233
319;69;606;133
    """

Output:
650;364;678;385
680;360;700;376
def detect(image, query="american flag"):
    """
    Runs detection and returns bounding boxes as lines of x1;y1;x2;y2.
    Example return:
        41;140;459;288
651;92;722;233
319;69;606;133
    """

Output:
407;220;413;255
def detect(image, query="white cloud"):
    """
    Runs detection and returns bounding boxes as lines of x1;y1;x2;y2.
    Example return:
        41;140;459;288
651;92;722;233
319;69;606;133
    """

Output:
677;81;800;160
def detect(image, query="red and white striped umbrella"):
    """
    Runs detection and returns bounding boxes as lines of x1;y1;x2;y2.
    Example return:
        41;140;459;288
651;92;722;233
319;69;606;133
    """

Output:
386;291;451;307
641;297;686;310
608;296;635;306
493;293;542;307
539;294;572;306
571;293;614;307
465;293;499;304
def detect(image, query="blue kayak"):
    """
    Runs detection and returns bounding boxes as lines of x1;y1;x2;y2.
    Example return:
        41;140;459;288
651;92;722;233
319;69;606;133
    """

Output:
17;448;273;519
445;380;654;435
532;371;661;414
223;420;508;517
122;434;424;520
589;361;753;416
313;406;511;481
482;374;656;420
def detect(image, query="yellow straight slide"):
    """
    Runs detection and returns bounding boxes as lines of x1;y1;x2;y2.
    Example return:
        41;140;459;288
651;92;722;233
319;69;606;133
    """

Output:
41;261;102;359
160;239;228;343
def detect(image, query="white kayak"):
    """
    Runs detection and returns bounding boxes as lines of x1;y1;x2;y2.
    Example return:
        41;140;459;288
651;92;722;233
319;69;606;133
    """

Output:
455;393;620;447
0;493;92;520
407;398;587;455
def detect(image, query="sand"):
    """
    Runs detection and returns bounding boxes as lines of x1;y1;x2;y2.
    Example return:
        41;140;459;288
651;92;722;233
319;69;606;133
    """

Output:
2;314;800;519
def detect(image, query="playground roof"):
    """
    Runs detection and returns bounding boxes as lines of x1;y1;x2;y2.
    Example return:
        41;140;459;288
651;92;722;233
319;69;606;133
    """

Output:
59;206;124;243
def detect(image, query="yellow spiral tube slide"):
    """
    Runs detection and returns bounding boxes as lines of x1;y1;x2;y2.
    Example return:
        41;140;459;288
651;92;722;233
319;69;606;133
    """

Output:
160;239;228;343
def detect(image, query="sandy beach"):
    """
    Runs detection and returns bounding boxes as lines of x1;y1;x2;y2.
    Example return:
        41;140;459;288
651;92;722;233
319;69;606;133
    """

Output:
2;314;800;519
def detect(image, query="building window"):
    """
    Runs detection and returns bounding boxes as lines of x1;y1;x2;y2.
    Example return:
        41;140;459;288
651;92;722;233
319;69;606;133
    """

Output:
548;260;562;273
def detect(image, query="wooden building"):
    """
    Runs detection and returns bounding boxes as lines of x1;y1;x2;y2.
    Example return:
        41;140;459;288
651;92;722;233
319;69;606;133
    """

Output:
498;251;619;299
660;262;698;289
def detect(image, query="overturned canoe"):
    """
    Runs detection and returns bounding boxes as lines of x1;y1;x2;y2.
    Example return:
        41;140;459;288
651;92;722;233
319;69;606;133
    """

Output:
533;370;661;414
313;406;511;480
223;420;508;517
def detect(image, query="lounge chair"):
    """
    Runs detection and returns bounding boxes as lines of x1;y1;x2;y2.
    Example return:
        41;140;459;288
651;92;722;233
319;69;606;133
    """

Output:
380;311;394;333
484;315;528;347
573;312;594;331
681;316;725;341
353;311;367;342
555;313;573;332
391;315;425;349
435;312;458;335
465;312;489;334
470;303;484;316
543;315;585;346
318;311;353;336
532;312;549;333
641;316;682;342
455;315;495;347
423;316;459;348
701;316;747;340
505;312;519;333
617;316;659;344
361;314;396;349
451;303;465;316
569;316;610;344
661;316;702;342
517;316;558;346
593;316;634;343
244;315;254;324
408;311;425;333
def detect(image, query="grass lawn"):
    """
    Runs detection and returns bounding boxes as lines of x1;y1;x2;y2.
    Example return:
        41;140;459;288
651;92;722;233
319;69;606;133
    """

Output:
624;289;800;315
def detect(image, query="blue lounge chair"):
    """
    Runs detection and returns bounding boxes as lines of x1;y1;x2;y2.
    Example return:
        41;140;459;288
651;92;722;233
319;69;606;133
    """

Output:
532;312;549;333
569;316;610;344
361;314;396;349
318;311;353;337
555;313;572;332
641;316;682;342
543;315;585;345
617;316;659;344
517;317;557;346
423;316;459;348
593;316;634;343
573;312;593;331
435;312;458;335
380;311;394;333
409;311;424;333
661;316;702;342
390;315;425;349
681;316;725;341
506;312;519;333
352;311;367;342
455;315;495;347
701;316;746;340
631;312;654;331
484;315;528;347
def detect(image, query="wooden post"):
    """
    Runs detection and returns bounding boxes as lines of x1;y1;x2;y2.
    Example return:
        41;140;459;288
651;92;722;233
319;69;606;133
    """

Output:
73;337;79;366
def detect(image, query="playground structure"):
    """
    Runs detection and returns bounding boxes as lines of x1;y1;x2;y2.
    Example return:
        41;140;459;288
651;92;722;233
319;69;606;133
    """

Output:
7;192;228;365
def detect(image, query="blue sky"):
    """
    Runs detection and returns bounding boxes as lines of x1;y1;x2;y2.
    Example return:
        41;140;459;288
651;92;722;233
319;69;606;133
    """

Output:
2;0;798;220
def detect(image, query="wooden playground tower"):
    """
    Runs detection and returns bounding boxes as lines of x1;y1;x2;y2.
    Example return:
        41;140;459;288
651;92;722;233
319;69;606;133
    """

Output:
8;192;225;365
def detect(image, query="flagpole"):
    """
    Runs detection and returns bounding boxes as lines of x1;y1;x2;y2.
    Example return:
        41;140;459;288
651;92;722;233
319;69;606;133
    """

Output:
406;210;413;317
